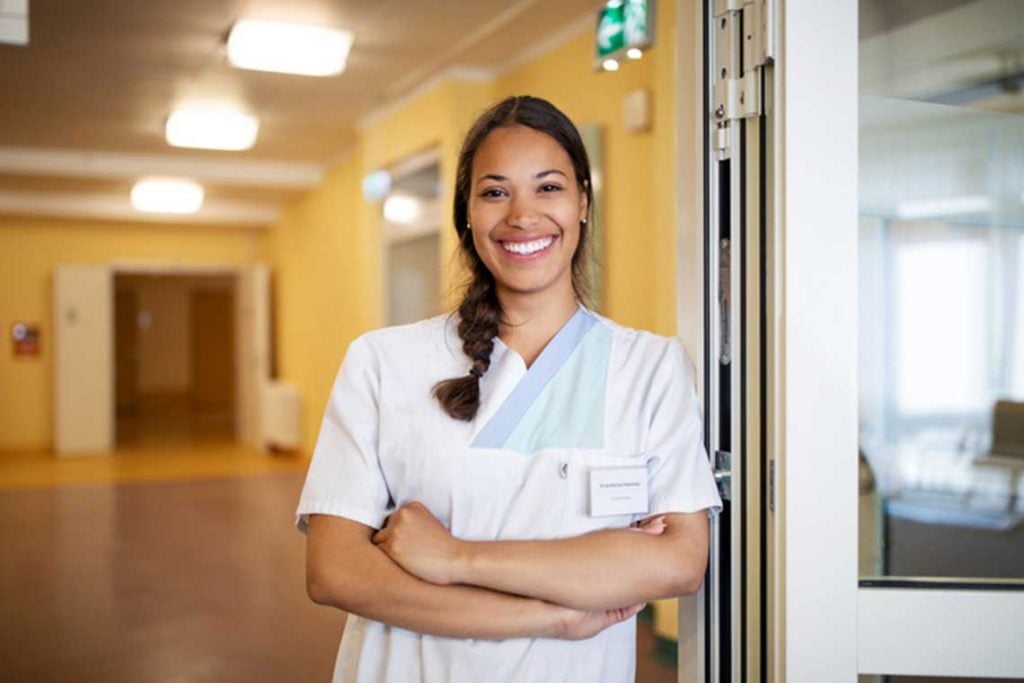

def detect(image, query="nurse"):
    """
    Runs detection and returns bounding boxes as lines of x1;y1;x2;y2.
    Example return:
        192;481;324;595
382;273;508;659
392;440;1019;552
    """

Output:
298;95;722;683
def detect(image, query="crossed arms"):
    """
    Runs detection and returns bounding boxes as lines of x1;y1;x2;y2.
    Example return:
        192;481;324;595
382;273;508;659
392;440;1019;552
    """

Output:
305;502;709;641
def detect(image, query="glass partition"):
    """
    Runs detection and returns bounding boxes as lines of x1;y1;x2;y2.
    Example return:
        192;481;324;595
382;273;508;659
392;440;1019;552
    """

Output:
858;0;1024;580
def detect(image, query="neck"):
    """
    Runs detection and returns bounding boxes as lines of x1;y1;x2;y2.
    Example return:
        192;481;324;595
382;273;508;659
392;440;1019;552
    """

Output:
496;281;580;367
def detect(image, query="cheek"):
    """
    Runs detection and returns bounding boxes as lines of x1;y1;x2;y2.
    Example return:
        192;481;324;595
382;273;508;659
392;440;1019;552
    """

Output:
469;229;499;266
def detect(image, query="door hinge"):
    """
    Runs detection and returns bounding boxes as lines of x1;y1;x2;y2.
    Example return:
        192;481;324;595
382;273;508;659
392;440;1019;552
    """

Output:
711;0;774;159
714;450;733;501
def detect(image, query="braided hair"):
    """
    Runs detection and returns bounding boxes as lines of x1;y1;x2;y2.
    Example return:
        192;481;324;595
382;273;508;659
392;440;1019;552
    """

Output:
433;95;594;420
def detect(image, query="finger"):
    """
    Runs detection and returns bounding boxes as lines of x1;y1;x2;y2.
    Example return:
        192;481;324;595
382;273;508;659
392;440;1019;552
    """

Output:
372;527;389;544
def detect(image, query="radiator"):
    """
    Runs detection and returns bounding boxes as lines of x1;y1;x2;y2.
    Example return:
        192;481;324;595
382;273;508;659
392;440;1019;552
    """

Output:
262;381;302;451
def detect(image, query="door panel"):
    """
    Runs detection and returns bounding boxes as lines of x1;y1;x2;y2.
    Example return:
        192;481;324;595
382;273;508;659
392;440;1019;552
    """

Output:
54;265;113;454
192;288;235;413
235;265;270;449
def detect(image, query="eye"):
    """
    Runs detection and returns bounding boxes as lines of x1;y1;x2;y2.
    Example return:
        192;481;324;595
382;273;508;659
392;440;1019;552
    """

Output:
539;183;563;193
479;187;507;198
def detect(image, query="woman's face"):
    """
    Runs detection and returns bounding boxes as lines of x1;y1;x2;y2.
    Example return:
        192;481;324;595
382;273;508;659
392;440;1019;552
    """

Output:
467;125;588;303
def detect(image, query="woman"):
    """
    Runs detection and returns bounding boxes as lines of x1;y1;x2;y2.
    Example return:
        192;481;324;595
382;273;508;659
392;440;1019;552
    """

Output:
298;95;721;683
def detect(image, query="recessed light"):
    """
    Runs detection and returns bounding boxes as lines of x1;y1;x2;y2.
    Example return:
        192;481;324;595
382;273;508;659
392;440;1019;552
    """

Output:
165;107;259;151
626;48;643;60
131;178;204;214
227;19;354;77
602;59;620;72
362;170;392;202
383;195;422;225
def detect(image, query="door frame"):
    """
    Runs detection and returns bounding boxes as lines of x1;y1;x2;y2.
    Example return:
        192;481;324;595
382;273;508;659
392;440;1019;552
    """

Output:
767;0;861;678
53;261;270;453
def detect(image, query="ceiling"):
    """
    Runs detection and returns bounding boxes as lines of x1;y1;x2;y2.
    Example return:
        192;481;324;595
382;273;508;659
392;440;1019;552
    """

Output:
0;0;600;226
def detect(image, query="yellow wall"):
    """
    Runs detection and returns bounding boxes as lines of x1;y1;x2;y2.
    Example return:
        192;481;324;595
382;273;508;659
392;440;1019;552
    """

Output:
263;156;378;454
0;219;262;453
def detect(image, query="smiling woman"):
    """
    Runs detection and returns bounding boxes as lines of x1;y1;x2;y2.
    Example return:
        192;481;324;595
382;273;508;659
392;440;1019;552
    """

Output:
297;96;721;683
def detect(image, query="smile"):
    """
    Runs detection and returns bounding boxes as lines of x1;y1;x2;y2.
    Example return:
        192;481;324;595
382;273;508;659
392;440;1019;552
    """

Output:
500;236;555;256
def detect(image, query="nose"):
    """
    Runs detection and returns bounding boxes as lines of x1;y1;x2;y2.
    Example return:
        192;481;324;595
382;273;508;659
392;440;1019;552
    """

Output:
507;193;541;230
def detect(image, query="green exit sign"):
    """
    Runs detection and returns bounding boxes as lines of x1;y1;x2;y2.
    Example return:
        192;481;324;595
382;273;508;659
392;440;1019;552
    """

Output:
595;0;654;65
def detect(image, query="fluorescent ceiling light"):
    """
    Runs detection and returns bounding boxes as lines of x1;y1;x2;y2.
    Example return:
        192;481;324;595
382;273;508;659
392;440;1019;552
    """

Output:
131;178;204;214
227;19;354;77
0;0;29;46
165;107;259;151
383;194;422;224
602;59;620;72
895;195;992;219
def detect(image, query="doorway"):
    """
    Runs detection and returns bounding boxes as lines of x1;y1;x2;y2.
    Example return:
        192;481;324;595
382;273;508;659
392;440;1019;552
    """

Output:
113;274;237;448
380;150;443;326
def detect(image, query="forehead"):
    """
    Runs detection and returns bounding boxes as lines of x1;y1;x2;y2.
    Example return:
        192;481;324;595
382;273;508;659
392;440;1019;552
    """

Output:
472;125;575;176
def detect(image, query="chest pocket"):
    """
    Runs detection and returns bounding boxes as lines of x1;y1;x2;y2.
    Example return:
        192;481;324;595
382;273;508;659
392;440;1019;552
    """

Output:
558;450;652;537
441;448;649;542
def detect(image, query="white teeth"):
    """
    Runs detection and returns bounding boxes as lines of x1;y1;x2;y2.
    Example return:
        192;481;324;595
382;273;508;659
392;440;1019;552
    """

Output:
501;236;554;255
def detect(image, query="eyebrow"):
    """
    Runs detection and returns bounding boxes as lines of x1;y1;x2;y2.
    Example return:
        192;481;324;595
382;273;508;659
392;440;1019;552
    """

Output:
476;169;569;183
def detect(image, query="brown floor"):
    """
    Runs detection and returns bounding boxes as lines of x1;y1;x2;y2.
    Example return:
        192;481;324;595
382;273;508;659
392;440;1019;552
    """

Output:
0;435;676;682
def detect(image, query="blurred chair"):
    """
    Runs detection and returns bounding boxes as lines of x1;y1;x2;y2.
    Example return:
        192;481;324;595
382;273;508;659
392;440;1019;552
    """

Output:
973;400;1024;512
991;400;1024;459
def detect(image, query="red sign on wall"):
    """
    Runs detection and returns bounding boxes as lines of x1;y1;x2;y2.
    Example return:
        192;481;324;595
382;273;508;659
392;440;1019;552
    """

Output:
12;322;40;357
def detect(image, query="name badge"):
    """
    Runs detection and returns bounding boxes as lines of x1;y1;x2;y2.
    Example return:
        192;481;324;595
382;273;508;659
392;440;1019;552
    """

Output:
589;465;649;517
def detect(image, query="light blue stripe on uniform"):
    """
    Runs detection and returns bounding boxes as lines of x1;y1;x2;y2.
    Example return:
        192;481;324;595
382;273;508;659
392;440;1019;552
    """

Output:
472;307;598;449
502;320;612;454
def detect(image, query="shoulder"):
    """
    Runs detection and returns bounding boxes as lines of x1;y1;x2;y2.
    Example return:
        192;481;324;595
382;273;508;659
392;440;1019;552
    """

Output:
591;311;691;365
344;313;463;376
355;313;456;353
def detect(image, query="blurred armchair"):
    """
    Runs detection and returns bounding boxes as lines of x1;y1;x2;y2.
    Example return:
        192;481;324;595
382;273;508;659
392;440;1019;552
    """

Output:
973;400;1024;512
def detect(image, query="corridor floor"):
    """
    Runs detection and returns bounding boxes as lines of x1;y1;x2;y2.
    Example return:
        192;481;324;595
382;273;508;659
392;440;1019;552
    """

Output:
0;446;677;682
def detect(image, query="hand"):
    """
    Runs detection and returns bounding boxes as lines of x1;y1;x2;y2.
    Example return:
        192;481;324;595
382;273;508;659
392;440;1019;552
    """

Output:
632;514;668;535
372;501;464;585
553;602;646;641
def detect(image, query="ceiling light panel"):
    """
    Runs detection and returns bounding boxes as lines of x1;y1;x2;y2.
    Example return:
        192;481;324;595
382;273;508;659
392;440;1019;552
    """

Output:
131;178;204;214
227;19;354;77
165;107;259;151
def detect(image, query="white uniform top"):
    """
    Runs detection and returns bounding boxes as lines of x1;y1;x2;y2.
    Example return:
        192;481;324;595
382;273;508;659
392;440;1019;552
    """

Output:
297;307;722;683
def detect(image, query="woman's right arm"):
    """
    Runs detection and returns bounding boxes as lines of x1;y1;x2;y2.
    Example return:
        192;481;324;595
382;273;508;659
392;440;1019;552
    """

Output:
305;514;643;641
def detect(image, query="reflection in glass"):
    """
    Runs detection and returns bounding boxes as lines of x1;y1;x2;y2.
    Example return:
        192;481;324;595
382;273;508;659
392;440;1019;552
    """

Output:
858;0;1024;580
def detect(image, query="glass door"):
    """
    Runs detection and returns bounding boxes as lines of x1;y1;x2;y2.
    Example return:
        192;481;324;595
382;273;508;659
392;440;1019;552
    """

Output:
764;0;1024;680
855;0;1024;678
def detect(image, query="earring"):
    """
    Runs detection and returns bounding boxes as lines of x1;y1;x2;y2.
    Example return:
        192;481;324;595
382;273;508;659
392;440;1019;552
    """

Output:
581;218;588;224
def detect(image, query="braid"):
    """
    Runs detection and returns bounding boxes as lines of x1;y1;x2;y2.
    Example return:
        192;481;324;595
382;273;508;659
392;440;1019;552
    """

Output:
433;260;501;421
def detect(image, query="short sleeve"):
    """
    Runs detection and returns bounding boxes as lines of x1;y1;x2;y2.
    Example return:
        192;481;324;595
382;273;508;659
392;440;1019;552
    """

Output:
295;335;393;533
643;339;723;518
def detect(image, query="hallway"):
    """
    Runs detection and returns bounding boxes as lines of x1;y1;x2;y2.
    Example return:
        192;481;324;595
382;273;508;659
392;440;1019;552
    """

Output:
0;465;344;682
0;452;677;682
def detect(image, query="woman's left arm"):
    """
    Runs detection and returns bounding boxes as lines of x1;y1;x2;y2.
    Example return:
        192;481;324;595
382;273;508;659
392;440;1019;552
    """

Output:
372;502;709;611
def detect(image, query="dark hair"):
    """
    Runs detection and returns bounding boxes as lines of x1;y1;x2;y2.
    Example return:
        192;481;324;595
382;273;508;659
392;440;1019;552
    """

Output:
433;95;594;421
